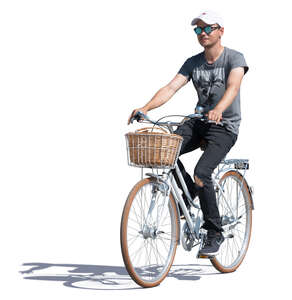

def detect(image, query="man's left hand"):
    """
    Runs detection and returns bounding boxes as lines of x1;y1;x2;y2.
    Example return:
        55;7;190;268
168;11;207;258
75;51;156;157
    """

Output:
207;108;223;124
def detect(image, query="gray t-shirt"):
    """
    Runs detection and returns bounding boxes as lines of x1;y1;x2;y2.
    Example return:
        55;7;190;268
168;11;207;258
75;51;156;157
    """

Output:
178;47;248;135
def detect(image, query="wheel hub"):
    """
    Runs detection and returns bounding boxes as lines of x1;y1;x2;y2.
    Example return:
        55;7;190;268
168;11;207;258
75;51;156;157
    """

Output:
140;224;158;239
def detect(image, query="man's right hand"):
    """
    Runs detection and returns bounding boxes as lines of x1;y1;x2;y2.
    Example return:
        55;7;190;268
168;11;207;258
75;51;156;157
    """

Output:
127;108;148;125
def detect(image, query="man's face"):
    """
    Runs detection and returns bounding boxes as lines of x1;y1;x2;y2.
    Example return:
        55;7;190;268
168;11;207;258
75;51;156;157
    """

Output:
195;20;224;48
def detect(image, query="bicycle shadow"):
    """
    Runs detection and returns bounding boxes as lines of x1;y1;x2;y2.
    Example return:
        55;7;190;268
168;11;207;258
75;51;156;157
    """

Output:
19;262;221;290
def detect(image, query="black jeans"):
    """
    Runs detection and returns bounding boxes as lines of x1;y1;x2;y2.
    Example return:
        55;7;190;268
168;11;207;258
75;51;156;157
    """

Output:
173;119;237;232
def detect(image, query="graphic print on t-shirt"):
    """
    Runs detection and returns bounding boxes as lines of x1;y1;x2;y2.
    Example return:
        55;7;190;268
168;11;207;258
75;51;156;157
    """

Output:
192;67;225;111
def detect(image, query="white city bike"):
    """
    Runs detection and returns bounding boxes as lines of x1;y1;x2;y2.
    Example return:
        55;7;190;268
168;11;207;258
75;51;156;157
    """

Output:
121;111;254;288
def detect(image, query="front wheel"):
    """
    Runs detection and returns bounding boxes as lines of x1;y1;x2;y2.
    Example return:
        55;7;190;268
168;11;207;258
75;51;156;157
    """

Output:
120;177;179;288
210;171;253;273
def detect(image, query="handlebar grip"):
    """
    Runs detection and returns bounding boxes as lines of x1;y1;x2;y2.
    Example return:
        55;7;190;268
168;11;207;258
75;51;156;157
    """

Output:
188;113;223;126
130;111;148;124
203;115;224;126
207;120;224;126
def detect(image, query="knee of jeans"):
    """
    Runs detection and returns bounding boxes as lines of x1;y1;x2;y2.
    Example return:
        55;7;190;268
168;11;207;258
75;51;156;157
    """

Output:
194;168;212;188
194;175;204;187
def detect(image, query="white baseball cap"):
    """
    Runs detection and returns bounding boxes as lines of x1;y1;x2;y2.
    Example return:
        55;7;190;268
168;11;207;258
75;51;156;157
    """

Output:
191;10;224;27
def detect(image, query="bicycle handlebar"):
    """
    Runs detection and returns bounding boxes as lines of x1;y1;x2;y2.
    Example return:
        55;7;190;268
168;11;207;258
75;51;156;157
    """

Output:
130;111;223;128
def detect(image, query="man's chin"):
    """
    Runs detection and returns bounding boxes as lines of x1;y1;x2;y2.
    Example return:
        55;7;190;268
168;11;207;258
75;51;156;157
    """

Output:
200;41;215;49
199;40;210;47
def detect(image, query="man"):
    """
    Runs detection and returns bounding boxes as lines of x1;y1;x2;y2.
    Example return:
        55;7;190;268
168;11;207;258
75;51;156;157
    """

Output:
128;10;248;256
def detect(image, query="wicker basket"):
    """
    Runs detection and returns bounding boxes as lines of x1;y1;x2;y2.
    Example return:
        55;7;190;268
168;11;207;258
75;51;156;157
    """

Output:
125;127;183;169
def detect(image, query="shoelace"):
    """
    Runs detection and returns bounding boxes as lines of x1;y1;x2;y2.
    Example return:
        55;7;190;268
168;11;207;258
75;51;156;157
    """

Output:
203;231;219;247
204;239;212;247
203;235;215;247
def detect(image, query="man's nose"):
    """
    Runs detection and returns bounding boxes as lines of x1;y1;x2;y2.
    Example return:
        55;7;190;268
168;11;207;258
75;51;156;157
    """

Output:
199;30;207;37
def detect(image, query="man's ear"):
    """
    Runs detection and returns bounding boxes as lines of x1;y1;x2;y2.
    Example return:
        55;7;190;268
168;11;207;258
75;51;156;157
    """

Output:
219;27;224;36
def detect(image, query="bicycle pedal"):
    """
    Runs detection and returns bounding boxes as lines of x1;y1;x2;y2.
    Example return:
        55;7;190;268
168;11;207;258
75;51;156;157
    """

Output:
197;254;214;259
225;233;234;238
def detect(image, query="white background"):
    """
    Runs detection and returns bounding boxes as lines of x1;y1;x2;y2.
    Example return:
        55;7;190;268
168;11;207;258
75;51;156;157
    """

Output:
1;0;291;298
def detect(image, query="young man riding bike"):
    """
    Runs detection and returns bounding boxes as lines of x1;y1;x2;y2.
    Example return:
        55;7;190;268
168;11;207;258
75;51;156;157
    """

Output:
128;10;249;257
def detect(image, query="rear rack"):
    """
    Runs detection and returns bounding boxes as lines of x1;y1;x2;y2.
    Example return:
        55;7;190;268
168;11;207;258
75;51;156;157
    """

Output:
222;159;249;170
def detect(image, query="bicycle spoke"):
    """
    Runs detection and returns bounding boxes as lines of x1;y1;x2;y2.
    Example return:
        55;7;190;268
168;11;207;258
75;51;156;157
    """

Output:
128;234;142;248
127;224;140;232
131;239;148;263
128;216;141;227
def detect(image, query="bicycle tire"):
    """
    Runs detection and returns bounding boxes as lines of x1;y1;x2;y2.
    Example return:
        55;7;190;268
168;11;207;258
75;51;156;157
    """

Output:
210;170;253;273
120;177;179;288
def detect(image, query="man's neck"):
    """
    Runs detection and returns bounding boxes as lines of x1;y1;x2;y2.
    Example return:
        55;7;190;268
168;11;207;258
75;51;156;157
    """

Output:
204;43;224;64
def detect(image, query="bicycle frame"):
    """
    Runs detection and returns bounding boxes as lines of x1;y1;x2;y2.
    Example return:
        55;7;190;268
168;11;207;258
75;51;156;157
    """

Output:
145;157;254;248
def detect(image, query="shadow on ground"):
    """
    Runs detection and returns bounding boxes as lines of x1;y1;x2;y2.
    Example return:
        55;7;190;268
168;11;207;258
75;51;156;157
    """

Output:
20;262;221;290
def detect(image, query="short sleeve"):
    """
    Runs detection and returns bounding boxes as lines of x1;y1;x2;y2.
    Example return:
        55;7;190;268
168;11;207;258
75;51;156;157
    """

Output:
178;58;192;81
229;51;249;75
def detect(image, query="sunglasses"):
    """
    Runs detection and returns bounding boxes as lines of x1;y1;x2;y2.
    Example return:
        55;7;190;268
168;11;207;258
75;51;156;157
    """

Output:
194;25;221;35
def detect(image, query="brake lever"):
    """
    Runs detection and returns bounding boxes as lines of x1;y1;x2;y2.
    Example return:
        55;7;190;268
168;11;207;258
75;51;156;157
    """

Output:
187;113;203;119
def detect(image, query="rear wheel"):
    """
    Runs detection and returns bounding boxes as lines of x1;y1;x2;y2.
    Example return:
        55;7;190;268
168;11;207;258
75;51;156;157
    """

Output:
210;171;252;273
120;177;179;288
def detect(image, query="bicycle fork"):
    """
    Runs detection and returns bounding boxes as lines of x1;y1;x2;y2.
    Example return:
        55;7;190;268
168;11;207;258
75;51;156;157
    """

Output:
141;176;170;240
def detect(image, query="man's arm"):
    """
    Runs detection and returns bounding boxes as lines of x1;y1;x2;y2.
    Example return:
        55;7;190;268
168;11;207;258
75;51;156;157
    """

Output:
128;73;188;124
207;67;245;124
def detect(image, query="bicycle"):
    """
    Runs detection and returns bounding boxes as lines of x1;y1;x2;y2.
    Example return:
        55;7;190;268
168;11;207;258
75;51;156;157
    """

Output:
121;110;254;288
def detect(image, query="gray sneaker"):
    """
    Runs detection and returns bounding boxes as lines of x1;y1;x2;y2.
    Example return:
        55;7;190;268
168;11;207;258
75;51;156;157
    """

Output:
198;229;225;256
